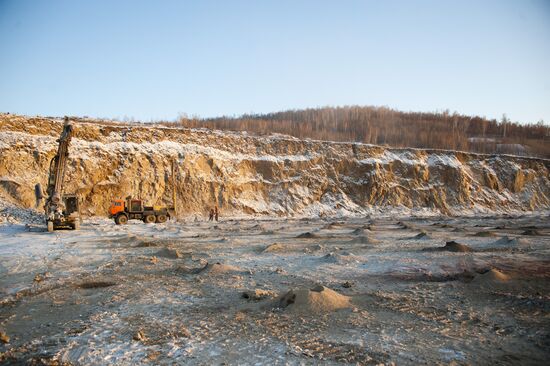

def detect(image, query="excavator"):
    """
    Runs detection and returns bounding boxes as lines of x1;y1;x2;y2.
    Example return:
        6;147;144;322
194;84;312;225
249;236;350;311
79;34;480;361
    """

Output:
35;117;81;232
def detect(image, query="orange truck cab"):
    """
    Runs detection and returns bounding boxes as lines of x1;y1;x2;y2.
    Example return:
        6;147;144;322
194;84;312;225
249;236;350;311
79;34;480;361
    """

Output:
108;197;173;225
109;199;125;217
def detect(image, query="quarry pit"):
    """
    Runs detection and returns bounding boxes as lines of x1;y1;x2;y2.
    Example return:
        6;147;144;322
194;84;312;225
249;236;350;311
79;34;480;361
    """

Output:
1;215;549;365
1;115;549;364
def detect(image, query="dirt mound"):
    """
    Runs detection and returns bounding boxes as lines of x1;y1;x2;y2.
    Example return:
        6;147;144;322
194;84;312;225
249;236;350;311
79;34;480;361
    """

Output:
348;236;380;245
423;241;473;253
492;236;527;247
322;252;358;264
242;289;277;301
351;228;371;235
522;229;542;236
411;231;431;240
0;330;9;344
276;285;351;312
263;243;289;253
473;231;496;237
155;248;185;259
263;243;323;253
397;221;414;229
296;232;319;239
176;262;209;275
203;262;245;275
472;269;511;284
441;241;473;252
135;240;159;247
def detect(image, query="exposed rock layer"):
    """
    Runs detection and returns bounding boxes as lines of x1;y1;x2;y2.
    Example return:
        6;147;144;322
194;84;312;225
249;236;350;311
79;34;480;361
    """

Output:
1;114;549;217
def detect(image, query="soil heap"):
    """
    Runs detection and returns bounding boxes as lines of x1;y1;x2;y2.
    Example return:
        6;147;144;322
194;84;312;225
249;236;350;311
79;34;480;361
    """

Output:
276;285;351;312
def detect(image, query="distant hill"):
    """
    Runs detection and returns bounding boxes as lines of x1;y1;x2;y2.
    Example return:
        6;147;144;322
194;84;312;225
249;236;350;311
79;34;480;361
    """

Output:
174;106;550;158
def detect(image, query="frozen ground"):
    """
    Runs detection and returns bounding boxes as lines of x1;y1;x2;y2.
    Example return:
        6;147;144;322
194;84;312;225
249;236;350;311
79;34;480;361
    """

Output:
0;214;549;365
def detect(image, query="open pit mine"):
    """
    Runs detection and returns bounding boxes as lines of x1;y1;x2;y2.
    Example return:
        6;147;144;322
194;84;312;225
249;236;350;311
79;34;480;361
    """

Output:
0;114;549;365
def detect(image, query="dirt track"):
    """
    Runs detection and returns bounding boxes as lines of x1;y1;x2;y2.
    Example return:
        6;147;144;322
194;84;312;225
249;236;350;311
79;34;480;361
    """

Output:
1;214;549;365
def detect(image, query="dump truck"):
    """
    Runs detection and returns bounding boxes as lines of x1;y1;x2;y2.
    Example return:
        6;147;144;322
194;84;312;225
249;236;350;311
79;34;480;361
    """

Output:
109;196;174;225
35;117;82;232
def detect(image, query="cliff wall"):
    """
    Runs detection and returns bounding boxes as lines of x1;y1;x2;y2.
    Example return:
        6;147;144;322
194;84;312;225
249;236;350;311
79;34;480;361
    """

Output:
1;114;549;217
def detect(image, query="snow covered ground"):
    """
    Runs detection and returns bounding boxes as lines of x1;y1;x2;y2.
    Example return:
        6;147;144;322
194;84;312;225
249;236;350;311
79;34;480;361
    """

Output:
1;213;549;365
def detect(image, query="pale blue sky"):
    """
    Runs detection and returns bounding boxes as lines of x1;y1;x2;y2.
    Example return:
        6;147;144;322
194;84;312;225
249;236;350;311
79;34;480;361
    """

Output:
1;0;549;123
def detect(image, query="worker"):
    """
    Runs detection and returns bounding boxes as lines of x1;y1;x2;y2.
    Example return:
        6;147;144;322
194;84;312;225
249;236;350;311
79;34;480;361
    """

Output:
208;208;214;221
214;206;219;222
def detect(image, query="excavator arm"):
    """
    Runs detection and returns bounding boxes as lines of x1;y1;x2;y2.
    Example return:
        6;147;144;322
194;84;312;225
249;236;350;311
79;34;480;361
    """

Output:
41;117;80;231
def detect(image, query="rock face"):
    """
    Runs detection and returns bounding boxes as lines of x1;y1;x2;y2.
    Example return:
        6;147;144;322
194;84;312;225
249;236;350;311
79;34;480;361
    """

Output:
1;114;549;218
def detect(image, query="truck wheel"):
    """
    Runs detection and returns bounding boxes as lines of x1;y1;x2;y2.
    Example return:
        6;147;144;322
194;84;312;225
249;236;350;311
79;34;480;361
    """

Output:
144;215;156;224
156;214;167;223
115;214;128;225
47;221;54;232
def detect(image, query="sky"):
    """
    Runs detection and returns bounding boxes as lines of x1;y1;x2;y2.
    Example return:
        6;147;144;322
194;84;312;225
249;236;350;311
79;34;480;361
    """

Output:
0;0;549;123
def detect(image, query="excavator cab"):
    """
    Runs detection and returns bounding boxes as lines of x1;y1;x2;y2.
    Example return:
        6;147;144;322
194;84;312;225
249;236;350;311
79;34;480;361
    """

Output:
63;195;80;216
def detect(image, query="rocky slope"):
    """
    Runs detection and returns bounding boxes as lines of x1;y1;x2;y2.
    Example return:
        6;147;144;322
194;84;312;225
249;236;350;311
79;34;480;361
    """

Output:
0;114;549;218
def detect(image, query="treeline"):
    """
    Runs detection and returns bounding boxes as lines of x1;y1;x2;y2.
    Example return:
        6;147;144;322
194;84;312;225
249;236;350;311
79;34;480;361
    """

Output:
171;106;549;158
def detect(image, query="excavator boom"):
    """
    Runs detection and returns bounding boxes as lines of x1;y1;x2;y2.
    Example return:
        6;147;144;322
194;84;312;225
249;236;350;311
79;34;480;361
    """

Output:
46;122;73;207
40;117;81;232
